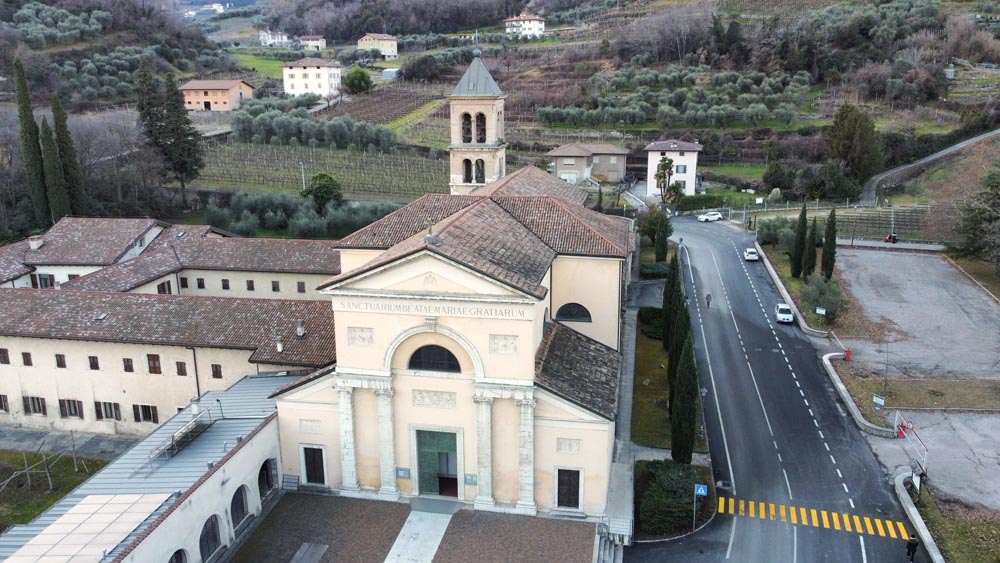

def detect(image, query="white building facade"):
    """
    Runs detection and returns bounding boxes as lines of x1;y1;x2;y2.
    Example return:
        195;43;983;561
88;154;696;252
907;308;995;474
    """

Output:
504;14;546;38
644;139;703;198
259;29;292;48
300;35;327;51
283;57;341;97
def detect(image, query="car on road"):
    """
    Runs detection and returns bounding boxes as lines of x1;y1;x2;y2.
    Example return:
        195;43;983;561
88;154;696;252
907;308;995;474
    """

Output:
697;211;723;222
743;248;759;261
775;303;794;323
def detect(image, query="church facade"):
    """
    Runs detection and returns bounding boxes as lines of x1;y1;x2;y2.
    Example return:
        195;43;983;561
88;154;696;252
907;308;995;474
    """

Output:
274;53;632;518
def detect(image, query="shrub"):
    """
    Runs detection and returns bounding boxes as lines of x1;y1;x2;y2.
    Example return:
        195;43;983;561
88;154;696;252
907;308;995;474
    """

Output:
756;216;796;245
228;210;260;237
799;276;847;322
639;460;703;535
638;306;664;339
677;194;724;212
641;262;671;280
204;203;230;228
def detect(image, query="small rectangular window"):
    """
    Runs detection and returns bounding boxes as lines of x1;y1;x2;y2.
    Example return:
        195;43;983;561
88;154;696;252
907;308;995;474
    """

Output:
55;354;66;368
147;354;161;374
679;151;685;156
156;281;171;294
180;277;189;289
609;156;617;164
593;156;600;163
59;399;83;419
88;356;100;370
23;396;47;415
297;281;306;293
211;364;223;379
247;280;255;291
132;404;159;423
22;352;32;366
0;348;8;364
0;394;8;413
676;165;687;174
272;281;280;292
94;401;121;421
222;279;230;290
176;361;187;376
123;358;134;373
197;278;205;289
68;274;79;280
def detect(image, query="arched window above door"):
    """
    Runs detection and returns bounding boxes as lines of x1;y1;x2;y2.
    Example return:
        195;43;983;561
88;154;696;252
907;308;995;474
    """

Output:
408;345;461;373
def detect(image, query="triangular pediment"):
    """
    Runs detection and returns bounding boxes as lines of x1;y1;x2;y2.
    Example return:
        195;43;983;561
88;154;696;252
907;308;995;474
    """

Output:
327;251;534;298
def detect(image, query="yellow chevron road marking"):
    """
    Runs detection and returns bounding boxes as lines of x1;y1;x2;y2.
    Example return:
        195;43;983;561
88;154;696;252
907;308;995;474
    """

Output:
714;497;909;541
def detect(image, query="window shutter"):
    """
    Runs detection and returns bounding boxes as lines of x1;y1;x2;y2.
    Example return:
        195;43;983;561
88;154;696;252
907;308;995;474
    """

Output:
30;274;38;288
113;403;121;421
95;402;103;420
23;396;30;413
132;404;141;422
40;398;46;416
77;401;84;418
47;275;55;287
59;400;67;418
152;406;159;424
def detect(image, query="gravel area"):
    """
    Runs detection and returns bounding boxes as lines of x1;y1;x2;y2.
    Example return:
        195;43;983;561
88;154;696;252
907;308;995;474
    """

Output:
433;511;595;563
233;493;410;562
838;249;1000;379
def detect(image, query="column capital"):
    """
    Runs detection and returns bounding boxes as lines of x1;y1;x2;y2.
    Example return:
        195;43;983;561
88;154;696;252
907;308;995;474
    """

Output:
473;395;494;405
373;387;395;398
515;398;536;409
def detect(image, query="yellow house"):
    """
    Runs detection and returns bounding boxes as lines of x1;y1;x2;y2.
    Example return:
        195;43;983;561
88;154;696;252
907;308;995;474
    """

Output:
180;79;254;111
357;32;398;60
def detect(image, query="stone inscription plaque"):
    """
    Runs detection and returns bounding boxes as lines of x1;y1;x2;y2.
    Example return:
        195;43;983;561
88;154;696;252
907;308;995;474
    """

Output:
300;419;322;434
412;389;456;409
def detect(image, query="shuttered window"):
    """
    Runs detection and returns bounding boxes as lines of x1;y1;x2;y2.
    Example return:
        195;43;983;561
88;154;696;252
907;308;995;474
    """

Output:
58;399;84;419
23;396;47;415
132;404;159;423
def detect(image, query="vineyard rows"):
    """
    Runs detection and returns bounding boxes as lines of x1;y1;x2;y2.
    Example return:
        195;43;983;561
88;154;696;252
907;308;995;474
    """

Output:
314;82;450;124
198;141;449;203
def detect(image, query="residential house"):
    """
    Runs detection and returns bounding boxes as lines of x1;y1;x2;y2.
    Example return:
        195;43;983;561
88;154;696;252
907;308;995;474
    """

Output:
283;57;342;97
259;29;292;48
644;139;703;198
300;35;327;51
357;33;398;60
545;143;630;184
504;14;546;38
180;79;253;111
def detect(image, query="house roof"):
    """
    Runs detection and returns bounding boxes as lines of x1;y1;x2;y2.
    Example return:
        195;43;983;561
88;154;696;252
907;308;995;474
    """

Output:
472;166;586;205
0;289;337;367
337;194;482;250
22;217;167;266
300;35;324;40
644;139;703;152
451;53;503;98
283;57;335;68
535;321;620;420
504;13;546;22
359;33;396;41
146;224;236;249
62;238;342;293
0;375;299;561
179;80;252;91
0;240;31;284
545;143;630;157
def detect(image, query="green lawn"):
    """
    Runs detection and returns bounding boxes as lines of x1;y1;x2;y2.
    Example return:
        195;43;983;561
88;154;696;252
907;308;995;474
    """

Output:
0;450;107;532
914;486;1000;563
705;187;764;207
229;52;285;79
701;163;767;181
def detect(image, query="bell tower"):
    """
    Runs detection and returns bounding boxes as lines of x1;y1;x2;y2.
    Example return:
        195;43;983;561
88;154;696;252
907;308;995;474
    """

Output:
448;50;506;195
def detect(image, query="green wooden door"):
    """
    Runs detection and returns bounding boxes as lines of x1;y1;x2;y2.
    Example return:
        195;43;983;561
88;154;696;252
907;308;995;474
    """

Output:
416;430;457;495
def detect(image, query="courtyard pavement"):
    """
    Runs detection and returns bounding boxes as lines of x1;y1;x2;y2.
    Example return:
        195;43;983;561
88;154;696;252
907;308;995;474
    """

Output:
833;248;1000;511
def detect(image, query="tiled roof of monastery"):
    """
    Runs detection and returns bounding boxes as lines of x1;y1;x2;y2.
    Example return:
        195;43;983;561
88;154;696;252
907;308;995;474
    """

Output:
337;195;482;249
62;239;342;292
535;321;620;420
0;289;337;367
22;217;167;266
545;143;630;157
492;196;633;257
472;166;587;205
0;240;31;284
146;224;236;249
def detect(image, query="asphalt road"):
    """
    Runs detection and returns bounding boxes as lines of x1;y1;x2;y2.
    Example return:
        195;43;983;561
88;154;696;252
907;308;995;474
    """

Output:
627;218;923;562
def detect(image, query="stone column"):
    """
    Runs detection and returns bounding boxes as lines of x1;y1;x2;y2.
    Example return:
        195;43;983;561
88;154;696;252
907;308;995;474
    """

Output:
338;385;359;493
473;396;494;509
374;388;399;499
515;398;537;514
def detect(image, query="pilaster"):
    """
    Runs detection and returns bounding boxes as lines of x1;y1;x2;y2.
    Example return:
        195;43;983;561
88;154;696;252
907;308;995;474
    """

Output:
473;395;495;509
337;384;359;494
375;388;399;500
515;398;537;514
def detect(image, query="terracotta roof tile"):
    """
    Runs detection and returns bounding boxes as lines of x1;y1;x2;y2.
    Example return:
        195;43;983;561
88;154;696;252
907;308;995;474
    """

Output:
337;195;481;249
492;196;633;257
22;217;166;266
283;57;336;67
179;80;252;90
0;241;31;284
61;248;182;292
473;166;586;205
0;289;336;368
359;33;396;41
545;143;630;157
535;321;619;420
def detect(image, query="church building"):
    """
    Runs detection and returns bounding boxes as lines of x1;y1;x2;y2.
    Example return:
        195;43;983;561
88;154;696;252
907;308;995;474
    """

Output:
274;53;633;518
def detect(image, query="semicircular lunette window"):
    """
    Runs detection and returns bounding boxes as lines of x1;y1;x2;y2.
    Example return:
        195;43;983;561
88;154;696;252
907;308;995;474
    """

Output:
408;345;461;373
556;303;592;323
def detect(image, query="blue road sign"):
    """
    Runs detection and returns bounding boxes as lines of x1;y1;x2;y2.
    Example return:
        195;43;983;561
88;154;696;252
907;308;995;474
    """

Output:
694;484;708;497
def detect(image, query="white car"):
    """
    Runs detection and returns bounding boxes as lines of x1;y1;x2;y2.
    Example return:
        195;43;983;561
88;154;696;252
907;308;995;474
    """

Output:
743;248;759;261
775;303;794;324
698;211;723;222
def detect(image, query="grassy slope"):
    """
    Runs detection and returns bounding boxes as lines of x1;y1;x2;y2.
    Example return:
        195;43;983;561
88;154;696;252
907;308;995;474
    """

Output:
0;450;108;532
915;486;1000;563
229;52;285;78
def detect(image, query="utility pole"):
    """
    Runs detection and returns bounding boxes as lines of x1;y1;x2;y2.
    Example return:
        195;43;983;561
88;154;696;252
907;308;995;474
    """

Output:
299;162;306;191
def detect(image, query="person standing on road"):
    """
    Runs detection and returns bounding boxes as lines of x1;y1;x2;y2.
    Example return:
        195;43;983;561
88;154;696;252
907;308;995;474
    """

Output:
906;534;919;561
705;291;712;309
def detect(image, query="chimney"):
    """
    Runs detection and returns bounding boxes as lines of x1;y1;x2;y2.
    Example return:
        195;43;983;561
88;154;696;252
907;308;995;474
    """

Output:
276;338;284;353
296;320;305;339
28;235;44;250
191;397;201;415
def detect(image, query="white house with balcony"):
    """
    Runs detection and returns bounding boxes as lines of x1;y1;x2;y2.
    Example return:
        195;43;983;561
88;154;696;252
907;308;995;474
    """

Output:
259;29;292;48
644;139;703;198
504;14;546;38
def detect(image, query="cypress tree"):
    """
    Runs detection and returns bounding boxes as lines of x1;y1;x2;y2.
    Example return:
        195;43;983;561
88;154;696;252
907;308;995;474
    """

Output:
662;252;680;349
667;302;690;415
14;59;48;227
791;204;807;278
654;213;672;262
803;217;818;277
160;74;204;206
51;94;85;215
822;209;837;280
671;334;698;464
40;118;71;223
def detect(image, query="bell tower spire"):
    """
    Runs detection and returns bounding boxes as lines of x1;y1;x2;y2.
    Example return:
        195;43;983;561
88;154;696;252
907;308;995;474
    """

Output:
448;50;506;195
